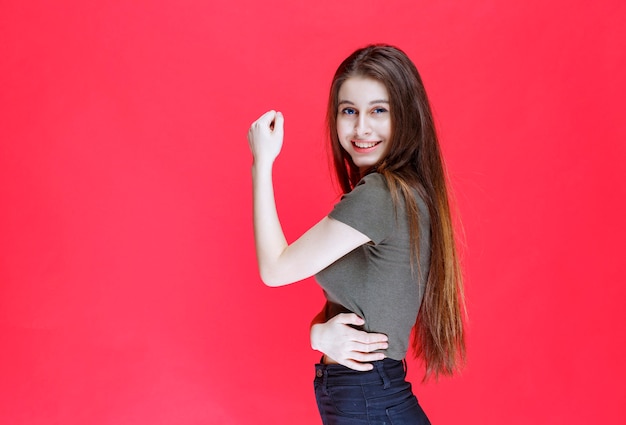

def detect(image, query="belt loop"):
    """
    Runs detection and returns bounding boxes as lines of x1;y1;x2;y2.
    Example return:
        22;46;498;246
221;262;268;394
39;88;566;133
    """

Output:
322;368;329;395
375;361;391;389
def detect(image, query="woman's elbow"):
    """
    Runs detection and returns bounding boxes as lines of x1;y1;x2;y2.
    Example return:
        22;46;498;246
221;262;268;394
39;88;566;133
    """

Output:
259;268;288;287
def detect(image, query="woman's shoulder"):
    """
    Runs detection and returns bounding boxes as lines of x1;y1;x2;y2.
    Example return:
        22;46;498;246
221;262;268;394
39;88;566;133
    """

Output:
357;172;429;215
349;173;392;201
337;173;391;211
356;172;388;190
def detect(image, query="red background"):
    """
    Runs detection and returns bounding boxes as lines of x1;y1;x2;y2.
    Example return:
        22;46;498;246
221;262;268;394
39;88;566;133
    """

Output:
1;1;625;424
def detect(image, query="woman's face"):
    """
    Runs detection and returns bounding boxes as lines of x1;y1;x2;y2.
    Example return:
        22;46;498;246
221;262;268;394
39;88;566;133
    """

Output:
336;76;392;172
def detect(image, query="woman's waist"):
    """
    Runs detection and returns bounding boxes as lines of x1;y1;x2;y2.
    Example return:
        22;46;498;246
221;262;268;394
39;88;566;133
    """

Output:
315;358;407;383
322;354;339;365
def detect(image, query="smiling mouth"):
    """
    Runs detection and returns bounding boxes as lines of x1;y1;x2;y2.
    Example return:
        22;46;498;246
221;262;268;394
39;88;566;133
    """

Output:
352;140;381;149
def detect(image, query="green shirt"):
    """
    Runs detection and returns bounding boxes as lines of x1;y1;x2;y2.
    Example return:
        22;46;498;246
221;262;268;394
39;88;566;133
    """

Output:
315;173;431;360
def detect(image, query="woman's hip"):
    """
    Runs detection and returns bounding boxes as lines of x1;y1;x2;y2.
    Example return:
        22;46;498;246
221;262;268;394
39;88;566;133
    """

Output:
313;358;430;424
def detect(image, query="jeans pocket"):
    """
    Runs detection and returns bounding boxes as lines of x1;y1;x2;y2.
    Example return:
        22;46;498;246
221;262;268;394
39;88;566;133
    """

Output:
327;384;368;417
386;396;431;425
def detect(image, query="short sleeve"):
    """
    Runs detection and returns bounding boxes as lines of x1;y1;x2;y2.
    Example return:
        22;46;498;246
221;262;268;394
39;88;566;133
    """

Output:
328;173;395;244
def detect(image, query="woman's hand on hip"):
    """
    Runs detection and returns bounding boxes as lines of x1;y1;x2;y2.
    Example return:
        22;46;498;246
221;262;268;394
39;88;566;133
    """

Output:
248;110;284;166
310;313;389;371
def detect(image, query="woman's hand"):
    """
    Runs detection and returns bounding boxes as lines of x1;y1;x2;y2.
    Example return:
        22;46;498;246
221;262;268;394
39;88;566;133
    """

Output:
310;313;389;371
248;110;284;166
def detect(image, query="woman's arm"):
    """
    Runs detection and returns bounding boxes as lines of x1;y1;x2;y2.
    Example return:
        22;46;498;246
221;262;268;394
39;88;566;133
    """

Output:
310;310;389;371
248;110;370;286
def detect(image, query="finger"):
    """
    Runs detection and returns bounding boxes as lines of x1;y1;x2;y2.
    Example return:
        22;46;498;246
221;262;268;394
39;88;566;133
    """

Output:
359;332;388;344
343;328;387;344
350;341;389;352
333;313;365;327
351;351;386;363
341;359;375;372
253;110;277;129
273;111;284;134
260;109;277;122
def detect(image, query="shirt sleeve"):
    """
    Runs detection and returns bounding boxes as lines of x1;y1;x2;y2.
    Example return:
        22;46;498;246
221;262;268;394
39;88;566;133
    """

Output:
328;173;395;244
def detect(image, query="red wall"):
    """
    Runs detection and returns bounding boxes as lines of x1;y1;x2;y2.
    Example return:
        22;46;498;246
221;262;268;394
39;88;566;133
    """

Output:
1;1;624;423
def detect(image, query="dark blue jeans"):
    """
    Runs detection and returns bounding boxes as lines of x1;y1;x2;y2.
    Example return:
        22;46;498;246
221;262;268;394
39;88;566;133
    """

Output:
314;358;431;424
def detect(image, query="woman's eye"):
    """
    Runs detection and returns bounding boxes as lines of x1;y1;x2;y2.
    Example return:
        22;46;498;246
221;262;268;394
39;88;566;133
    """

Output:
341;108;357;115
373;107;388;114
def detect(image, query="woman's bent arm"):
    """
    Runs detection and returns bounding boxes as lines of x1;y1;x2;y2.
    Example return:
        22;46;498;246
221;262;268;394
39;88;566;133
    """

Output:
249;110;370;287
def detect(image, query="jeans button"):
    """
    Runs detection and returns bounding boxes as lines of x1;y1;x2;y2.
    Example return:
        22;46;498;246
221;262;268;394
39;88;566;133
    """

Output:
316;369;323;378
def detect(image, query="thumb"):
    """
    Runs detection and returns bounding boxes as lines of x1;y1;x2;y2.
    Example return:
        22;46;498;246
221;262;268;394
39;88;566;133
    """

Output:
334;313;365;326
273;111;284;135
257;110;276;127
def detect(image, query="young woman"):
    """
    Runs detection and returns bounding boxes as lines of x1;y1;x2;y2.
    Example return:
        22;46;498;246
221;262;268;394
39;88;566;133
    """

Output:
248;45;465;424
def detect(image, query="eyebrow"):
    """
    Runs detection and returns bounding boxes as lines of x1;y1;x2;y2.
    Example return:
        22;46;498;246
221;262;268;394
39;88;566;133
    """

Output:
338;99;389;105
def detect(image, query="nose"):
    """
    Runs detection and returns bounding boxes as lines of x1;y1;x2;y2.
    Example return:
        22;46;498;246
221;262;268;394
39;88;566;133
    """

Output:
355;115;372;137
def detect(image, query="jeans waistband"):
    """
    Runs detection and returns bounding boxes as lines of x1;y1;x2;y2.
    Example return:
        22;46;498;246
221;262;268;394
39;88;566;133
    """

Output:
314;358;406;388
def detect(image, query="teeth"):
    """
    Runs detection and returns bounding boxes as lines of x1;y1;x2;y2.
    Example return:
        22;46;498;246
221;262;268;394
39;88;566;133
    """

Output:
354;141;379;148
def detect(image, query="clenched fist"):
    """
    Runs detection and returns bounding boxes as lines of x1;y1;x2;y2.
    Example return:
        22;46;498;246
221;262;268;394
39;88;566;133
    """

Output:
248;110;284;166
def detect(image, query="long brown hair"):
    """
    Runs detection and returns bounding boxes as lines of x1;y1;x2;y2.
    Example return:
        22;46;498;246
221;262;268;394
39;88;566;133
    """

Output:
327;45;466;379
